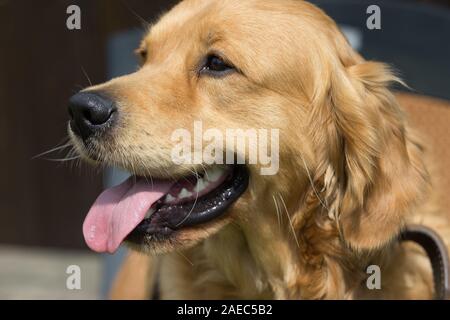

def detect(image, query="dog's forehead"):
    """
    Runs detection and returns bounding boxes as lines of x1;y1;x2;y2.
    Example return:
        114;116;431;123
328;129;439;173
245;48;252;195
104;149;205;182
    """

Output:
142;0;329;48
143;0;234;47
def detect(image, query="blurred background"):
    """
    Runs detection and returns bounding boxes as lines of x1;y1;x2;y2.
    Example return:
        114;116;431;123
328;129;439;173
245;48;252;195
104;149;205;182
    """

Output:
0;0;449;299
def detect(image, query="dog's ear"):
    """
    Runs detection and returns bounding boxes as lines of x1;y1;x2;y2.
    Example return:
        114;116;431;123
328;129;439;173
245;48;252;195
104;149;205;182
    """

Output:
319;61;430;251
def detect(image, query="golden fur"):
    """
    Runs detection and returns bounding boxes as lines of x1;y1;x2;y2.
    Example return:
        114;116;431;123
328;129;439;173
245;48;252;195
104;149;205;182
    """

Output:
73;0;450;299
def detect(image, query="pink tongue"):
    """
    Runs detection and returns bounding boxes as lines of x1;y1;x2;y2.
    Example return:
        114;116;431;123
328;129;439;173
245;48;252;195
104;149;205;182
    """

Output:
83;178;174;253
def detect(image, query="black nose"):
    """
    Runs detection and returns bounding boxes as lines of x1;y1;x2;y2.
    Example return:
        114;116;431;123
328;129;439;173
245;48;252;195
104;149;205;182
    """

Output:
68;92;116;140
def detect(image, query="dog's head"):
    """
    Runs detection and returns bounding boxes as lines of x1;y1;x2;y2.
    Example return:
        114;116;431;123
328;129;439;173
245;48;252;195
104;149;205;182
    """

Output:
69;0;428;256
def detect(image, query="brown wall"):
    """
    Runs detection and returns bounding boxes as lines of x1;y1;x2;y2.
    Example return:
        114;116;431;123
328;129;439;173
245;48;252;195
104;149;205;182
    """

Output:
0;0;176;249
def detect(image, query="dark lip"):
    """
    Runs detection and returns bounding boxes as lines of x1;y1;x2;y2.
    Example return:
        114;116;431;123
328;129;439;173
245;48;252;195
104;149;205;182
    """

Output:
126;165;249;243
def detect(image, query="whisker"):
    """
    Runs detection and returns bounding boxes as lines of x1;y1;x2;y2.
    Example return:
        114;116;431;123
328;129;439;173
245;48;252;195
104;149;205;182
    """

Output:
32;142;72;160
272;194;282;232
175;167;199;227
142;166;154;189
180;165;198;182
80;65;93;86
175;250;194;267
299;153;329;211
278;193;300;248
200;163;210;181
42;156;81;162
120;0;150;28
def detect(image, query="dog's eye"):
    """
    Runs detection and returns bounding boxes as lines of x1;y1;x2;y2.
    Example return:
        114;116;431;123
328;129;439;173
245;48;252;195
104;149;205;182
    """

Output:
200;54;234;76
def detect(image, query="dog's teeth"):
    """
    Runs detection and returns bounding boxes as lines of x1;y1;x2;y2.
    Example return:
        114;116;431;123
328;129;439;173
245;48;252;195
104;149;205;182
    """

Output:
179;188;192;199
161;167;228;204
194;178;208;193
165;194;176;203
206;166;225;182
144;207;156;219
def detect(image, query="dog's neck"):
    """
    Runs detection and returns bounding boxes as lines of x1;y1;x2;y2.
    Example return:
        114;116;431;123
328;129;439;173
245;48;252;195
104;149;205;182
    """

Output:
190;211;369;299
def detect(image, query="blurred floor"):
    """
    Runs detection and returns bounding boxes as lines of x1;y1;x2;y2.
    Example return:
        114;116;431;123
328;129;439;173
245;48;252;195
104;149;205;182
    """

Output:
0;246;102;300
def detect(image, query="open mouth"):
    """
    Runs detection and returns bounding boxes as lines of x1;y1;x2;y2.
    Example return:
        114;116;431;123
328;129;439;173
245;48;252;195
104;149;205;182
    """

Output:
82;165;249;253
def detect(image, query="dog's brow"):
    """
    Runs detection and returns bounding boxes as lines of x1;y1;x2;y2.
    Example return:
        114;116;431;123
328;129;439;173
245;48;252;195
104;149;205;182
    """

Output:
205;31;223;47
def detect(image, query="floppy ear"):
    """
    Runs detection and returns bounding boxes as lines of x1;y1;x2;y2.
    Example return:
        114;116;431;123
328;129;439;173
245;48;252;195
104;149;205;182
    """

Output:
321;61;430;251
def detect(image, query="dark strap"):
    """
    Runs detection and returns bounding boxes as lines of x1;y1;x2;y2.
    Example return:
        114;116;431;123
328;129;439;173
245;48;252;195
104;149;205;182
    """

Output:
401;225;450;300
150;260;161;300
151;277;161;300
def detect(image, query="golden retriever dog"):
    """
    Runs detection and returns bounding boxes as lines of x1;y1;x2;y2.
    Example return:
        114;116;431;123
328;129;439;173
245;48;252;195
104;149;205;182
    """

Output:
68;0;450;299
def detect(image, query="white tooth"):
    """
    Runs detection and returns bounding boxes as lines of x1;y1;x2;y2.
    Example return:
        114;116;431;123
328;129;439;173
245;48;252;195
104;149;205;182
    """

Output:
145;207;156;219
179;188;193;199
195;178;209;193
165;194;176;203
207;166;225;182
